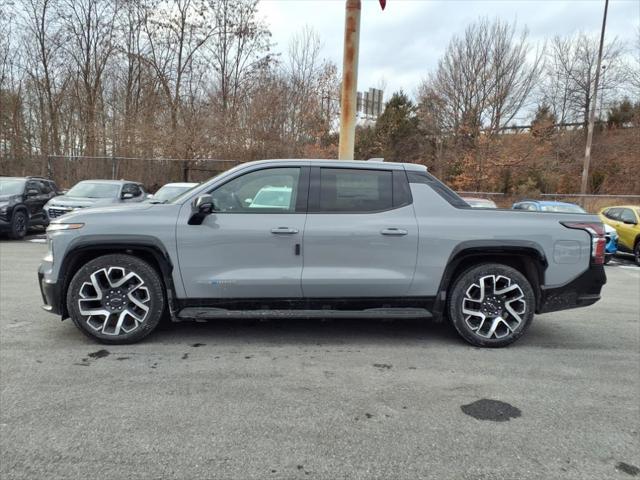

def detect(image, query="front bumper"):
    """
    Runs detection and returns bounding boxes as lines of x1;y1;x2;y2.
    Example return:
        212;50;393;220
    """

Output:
38;265;62;315
537;264;606;314
0;215;12;231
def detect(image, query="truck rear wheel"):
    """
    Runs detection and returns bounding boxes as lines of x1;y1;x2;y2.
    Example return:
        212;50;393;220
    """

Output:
448;263;535;348
66;254;165;344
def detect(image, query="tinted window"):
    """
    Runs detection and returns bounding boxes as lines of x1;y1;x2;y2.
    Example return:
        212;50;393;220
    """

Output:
25;181;43;194
318;168;392;212
122;183;143;197
211;167;300;213
620;208;637;224
605;208;621;220
39;181;52;194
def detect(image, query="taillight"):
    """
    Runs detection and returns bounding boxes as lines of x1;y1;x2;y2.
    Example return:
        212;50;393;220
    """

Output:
561;221;606;265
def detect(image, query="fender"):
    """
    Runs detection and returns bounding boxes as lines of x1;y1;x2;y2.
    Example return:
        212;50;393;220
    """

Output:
431;240;548;320
58;235;177;319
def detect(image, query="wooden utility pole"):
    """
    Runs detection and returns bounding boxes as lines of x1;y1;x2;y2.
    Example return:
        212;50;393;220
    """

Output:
338;0;361;160
581;0;609;195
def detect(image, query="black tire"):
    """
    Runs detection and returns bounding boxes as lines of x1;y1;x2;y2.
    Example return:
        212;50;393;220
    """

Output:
604;254;612;265
9;210;27;239
634;241;640;267
66;254;165;344
448;263;535;348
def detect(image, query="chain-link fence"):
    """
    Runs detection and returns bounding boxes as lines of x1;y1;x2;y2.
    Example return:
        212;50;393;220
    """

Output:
458;191;640;213
0;155;242;191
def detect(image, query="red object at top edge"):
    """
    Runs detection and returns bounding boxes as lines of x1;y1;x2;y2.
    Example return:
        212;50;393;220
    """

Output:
379;0;386;10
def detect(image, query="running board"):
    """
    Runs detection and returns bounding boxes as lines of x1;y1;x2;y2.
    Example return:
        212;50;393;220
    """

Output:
177;307;432;321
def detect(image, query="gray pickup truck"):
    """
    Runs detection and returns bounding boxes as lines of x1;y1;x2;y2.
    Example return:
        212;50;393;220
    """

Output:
38;160;607;347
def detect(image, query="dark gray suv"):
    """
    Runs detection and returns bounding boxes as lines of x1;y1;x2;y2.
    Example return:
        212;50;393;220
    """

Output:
38;160;607;347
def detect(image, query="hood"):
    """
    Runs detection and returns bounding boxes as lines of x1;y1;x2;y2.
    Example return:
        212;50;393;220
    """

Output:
604;223;617;235
46;195;117;208
52;202;173;226
0;194;20;203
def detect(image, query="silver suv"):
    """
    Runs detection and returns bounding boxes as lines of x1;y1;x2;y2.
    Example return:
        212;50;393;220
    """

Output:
44;180;146;219
38;160;607;347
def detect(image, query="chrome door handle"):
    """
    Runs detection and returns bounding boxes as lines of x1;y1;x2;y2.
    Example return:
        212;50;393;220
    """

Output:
271;227;299;234
381;228;408;236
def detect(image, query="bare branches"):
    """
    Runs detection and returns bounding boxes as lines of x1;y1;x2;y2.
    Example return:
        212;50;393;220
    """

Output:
419;18;542;138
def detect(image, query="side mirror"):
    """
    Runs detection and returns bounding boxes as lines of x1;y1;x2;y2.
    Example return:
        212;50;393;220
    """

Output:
189;194;215;225
27;189;39;196
121;192;134;199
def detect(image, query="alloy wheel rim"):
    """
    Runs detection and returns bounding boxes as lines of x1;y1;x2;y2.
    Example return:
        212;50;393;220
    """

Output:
461;275;526;339
77;267;150;335
15;214;26;234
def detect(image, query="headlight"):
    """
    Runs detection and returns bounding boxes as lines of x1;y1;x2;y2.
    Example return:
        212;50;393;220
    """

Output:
47;223;85;232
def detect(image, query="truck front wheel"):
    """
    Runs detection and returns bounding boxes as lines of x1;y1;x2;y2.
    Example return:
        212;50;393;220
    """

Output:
448;263;535;348
66;254;165;344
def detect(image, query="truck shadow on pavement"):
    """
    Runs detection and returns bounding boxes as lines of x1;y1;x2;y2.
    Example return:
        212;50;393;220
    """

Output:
141;316;588;349
149;317;465;347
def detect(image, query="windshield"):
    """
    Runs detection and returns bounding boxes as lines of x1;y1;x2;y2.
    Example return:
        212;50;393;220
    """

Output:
540;204;585;213
0;179;26;196
153;185;198;202
66;182;120;198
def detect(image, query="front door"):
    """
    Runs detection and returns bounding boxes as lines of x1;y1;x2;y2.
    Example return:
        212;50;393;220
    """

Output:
24;180;49;225
301;166;418;298
177;166;308;299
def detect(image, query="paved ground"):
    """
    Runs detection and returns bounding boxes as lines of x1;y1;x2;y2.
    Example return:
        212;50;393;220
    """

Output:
1;240;639;480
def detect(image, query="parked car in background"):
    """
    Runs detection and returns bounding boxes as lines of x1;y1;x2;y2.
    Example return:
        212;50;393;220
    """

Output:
512;200;586;213
147;182;198;204
0;176;60;239
603;224;619;264
44;180;147;219
462;197;497;208
599;206;640;265
39;159;607;347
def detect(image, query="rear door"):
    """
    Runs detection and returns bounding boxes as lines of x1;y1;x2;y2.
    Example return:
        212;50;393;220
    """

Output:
301;166;418;298
618;208;639;250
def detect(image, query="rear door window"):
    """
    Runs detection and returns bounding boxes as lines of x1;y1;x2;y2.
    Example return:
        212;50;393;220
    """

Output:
317;168;393;213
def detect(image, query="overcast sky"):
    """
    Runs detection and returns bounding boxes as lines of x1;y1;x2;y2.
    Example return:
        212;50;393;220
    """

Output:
258;0;639;102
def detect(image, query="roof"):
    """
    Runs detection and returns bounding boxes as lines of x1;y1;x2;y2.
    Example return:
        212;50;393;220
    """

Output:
516;200;581;207
161;182;198;188
1;176;51;181
601;205;640;209
76;179;141;185
236;159;427;172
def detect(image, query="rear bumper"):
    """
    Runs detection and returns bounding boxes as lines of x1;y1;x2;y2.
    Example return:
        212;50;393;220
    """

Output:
537;264;606;314
38;266;62;315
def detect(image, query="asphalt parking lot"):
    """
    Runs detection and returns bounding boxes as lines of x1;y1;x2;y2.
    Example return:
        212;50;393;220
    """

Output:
1;239;639;480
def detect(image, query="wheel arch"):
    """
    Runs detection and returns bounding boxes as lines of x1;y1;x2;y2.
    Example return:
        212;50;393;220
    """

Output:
58;236;176;319
12;204;29;218
432;240;548;320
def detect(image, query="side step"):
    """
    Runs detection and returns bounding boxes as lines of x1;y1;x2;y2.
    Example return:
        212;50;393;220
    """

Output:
177;307;432;321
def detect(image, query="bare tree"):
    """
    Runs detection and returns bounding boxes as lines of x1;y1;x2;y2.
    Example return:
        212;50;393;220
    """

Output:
60;0;119;156
284;26;338;153
208;0;271;113
541;33;626;125
142;0;214;159
419;18;542;138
